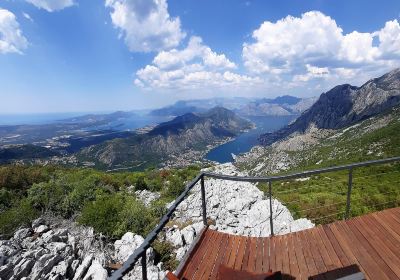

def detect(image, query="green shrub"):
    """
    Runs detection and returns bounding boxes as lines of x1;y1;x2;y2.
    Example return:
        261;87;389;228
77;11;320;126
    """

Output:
78;194;125;238
0;199;38;237
78;193;153;238
153;240;179;271
166;175;185;198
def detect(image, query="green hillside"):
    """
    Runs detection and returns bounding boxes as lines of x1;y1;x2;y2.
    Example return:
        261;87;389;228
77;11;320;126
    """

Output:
243;105;400;224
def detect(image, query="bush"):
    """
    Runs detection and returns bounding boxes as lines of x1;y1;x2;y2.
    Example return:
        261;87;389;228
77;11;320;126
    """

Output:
153;240;179;271
0;199;38;237
27;181;65;214
166;175;185;198
78;193;153;238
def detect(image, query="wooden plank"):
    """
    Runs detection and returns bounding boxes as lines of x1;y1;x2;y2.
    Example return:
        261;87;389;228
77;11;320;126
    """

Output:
346;219;398;280
220;233;234;266
286;232;300;279
385;209;400;226
280;234;290;277
233;236;248;271
298;230;319;277
191;230;219;280
314;226;342;270
262;237;270;273
241;235;252;271
227;235;240;268
293;231;310;280
255;237;264;273
372;211;400;240
304;228;327;275
269;235;276;272
309;227;338;280
209;233;230;280
326;223;359;266
363;215;400;254
334;221;391;280
193;231;225;280
246;237;257;272
352;217;400;278
181;229;213;279
273;236;283;273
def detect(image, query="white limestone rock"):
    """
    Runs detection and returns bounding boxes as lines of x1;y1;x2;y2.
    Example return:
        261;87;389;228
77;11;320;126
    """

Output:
13;228;32;240
83;260;108;280
135;190;161;206
34;225;49;234
172;163;314;237
114;232;153;263
73;254;93;280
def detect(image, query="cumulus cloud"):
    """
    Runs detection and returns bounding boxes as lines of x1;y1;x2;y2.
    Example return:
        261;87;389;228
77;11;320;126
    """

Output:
243;11;400;87
26;0;75;12
105;0;185;52
135;36;260;91
0;9;28;54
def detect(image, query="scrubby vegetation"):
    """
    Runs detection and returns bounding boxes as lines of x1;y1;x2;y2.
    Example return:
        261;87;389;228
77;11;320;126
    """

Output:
0;165;200;238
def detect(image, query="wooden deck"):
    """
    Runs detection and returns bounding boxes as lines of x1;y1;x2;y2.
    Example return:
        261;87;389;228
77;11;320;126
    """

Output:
177;207;400;280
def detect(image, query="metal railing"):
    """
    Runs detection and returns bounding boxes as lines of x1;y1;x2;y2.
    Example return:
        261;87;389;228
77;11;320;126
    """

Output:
108;156;400;280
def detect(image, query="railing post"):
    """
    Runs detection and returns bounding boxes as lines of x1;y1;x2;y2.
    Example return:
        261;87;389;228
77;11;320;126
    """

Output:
141;250;147;280
268;181;274;236
200;175;207;226
345;168;353;220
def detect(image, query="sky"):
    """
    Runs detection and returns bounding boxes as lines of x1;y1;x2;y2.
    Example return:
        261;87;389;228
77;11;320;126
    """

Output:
0;0;400;113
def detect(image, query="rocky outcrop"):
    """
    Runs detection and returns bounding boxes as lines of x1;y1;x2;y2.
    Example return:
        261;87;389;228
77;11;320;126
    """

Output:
0;216;166;280
164;163;314;260
134;190;161;207
260;68;400;145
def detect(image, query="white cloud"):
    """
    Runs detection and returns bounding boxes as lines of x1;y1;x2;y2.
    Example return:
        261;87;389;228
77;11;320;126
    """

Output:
243;11;400;89
135;36;260;91
26;0;75;12
153;36;236;70
105;0;185;52
0;9;28;54
22;12;33;22
377;19;400;58
293;64;330;82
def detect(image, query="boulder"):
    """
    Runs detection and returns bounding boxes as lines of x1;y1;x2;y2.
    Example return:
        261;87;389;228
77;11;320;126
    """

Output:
13;228;32;240
114;232;153;263
83;260;107;280
135;190;161;206
73;254;93;280
34;225;49;234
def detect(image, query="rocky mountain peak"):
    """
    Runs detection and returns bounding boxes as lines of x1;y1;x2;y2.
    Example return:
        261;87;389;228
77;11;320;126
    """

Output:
259;68;400;146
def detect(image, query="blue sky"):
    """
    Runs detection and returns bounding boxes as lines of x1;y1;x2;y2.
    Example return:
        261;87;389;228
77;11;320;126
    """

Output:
1;0;400;113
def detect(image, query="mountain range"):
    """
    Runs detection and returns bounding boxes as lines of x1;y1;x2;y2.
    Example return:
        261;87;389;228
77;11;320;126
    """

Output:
78;107;253;169
259;68;400;145
150;96;316;117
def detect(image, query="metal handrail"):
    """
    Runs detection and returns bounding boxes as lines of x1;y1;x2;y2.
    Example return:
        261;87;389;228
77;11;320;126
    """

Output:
108;156;400;280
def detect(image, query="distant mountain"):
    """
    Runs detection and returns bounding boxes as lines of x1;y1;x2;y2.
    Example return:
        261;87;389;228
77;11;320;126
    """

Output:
58;111;138;124
150;96;316;117
258;95;302;105
78;107;253;169
236;96;317;116
259;68;400;145
149;97;253;117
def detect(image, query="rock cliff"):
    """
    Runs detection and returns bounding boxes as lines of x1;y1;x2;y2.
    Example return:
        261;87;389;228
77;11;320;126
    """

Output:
259;68;400;145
